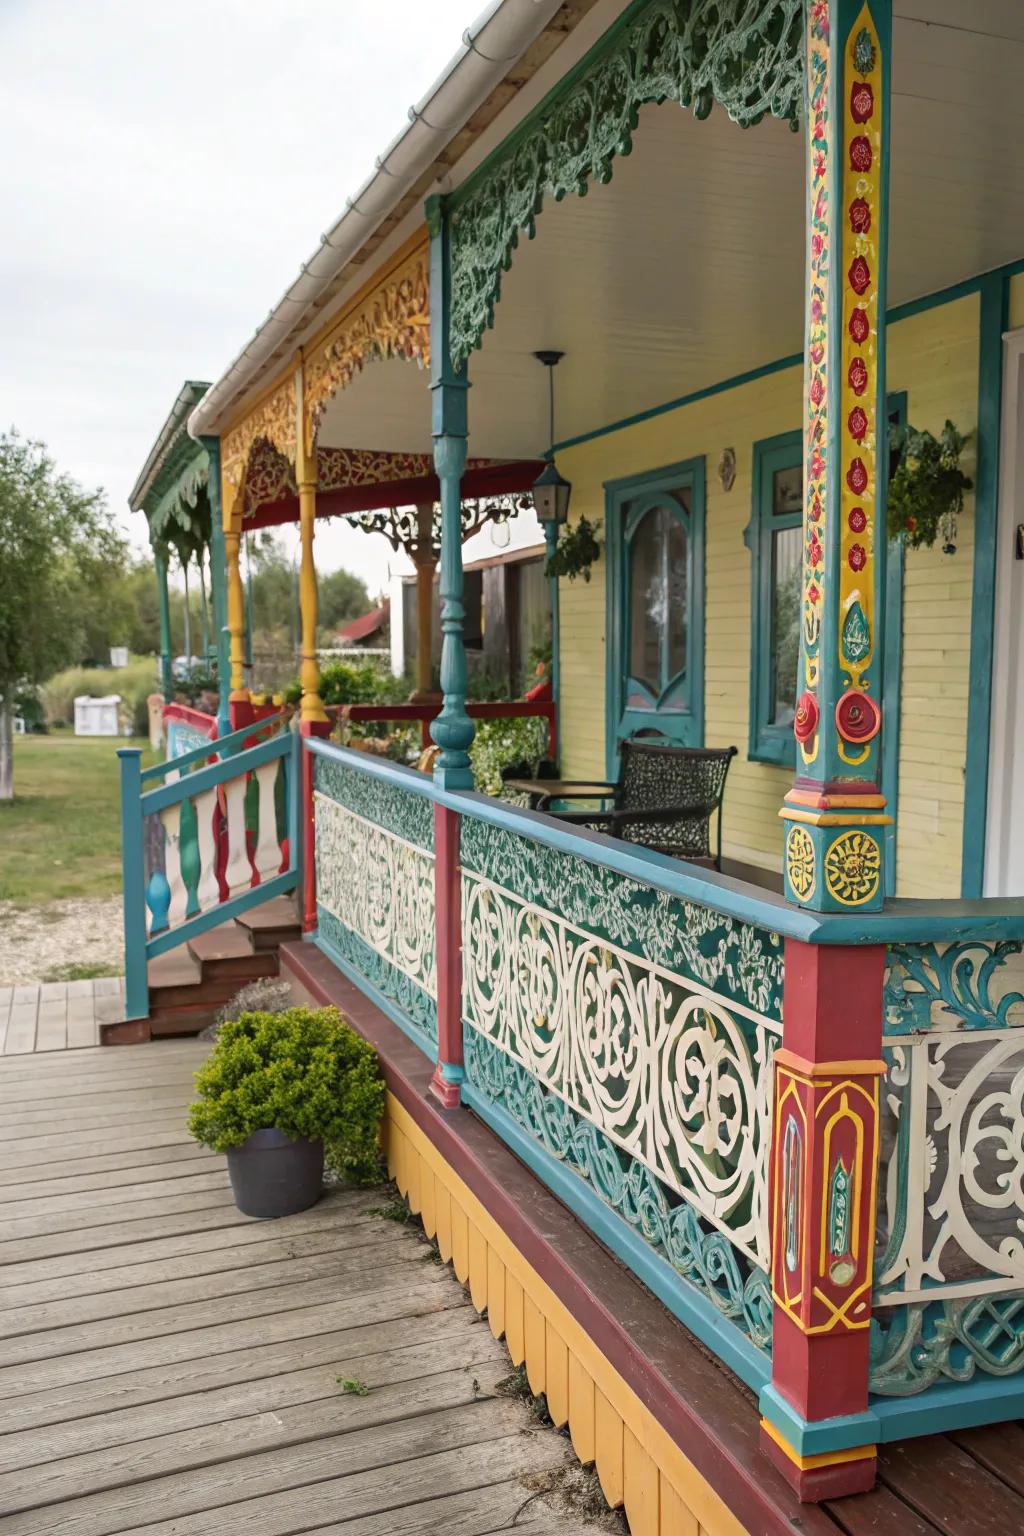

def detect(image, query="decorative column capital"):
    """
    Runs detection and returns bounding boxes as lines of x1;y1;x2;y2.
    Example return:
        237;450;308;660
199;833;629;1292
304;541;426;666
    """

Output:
780;0;893;913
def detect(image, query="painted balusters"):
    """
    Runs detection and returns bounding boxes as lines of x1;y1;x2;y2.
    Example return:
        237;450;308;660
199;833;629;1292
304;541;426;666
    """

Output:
252;759;283;885
159;802;189;928
193;787;221;912
223;774;252;897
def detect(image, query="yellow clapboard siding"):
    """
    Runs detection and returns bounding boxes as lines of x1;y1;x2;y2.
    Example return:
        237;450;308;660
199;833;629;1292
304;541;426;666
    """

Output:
555;293;980;894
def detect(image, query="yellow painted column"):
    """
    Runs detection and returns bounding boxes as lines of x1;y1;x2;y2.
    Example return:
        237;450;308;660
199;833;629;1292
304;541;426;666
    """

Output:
224;522;248;700
297;474;327;725
411;502;438;700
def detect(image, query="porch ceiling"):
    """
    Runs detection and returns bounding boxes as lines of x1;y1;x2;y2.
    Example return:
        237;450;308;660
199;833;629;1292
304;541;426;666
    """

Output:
315;1;1024;462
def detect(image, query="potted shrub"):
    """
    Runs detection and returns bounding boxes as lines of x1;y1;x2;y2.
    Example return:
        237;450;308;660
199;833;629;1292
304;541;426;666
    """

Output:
188;1006;385;1218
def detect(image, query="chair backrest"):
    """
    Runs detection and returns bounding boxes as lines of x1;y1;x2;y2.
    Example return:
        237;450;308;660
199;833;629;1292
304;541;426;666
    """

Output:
616;739;737;859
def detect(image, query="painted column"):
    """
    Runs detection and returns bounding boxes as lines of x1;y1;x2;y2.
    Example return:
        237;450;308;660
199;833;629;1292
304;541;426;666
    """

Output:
154;546;173;704
411;502;438;701
427;196;473;793
425;194;470;1108
760;939;886;1498
780;0;892;915
243;533;255;688
224;523;248;707
296;369;330;934
201;437;231;740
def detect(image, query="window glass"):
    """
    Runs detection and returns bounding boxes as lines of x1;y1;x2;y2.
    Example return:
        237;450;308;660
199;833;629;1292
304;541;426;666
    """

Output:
629;509;664;693
770;522;802;725
667;515;689;679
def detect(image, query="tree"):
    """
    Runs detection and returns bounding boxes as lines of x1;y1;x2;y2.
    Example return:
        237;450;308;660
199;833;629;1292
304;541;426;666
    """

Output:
0;430;127;799
319;566;372;632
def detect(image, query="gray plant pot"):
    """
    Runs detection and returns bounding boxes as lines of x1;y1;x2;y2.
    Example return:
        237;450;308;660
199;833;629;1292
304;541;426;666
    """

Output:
226;1129;324;1219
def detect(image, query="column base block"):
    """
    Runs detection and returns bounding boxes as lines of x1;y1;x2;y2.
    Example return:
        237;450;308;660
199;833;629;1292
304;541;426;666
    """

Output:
760;1421;876;1502
429;1063;462;1109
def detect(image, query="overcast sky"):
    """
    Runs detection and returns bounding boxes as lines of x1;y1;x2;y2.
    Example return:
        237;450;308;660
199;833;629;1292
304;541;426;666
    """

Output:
0;0;477;594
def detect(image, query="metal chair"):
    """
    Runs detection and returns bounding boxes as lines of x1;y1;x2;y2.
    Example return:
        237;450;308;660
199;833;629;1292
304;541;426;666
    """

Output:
537;739;738;869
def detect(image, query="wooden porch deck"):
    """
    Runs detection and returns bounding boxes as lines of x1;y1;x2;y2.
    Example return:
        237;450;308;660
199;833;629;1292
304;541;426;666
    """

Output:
0;1043;612;1535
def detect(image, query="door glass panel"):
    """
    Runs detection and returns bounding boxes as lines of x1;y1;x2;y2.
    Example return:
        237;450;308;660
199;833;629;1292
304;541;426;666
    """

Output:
666;514;688;680
770;522;802;725
629;509;664;694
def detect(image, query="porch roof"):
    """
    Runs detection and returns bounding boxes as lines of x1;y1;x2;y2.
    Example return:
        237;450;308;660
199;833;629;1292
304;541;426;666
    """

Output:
130;380;212;548
191;0;1024;464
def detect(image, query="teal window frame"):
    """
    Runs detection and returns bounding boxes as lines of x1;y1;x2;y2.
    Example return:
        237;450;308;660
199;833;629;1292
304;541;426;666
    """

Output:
604;457;706;775
746;431;804;766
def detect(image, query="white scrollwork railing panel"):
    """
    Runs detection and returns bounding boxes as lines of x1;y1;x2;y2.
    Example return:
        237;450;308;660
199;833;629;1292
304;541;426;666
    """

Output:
462;872;778;1270
315;794;436;1000
877;1028;1024;1307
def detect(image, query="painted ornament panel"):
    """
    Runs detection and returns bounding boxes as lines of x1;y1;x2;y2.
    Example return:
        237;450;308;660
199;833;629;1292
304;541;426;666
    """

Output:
837;7;883;764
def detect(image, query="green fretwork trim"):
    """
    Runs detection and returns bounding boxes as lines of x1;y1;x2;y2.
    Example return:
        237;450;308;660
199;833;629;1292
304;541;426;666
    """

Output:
314;756;435;851
460;817;784;1020
870;1293;1024;1397
883;941;1024;1034
447;0;802;364
465;1027;772;1349
317;907;437;1047
146;431;211;551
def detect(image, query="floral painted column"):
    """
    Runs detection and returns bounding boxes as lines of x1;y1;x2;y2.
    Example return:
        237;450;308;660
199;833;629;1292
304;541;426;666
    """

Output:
781;0;892;916
761;0;893;1504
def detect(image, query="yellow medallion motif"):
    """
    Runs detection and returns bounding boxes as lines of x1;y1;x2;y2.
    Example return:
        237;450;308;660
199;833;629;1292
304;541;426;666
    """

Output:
824;830;881;906
786;826;817;901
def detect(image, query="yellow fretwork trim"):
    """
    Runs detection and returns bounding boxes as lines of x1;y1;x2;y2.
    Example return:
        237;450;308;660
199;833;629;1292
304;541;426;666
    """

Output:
385;1092;749;1536
761;1419;876;1472
776;808;893;827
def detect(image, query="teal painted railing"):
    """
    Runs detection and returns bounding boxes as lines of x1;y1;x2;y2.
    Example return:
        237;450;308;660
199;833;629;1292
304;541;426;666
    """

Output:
119;727;300;1020
305;736;1024;1453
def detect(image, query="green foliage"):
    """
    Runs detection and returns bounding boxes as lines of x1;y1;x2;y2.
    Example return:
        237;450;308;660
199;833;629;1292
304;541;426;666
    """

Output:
0;430;129;792
545;516;602;583
42;657;158;736
244;533;370;641
188;1007;385;1183
470;715;549;796
319;567;373;633
337;1377;371;1396
887;419;973;550
173;667;219;706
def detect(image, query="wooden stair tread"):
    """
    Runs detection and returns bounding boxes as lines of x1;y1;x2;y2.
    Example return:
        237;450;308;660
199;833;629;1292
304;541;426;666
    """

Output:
148;951;202;990
234;898;301;934
188;926;257;964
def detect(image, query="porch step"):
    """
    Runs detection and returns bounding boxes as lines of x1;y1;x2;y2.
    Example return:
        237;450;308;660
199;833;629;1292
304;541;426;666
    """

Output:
101;896;302;1045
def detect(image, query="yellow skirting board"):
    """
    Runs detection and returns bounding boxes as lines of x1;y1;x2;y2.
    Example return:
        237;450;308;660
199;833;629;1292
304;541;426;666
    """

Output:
385;1091;749;1536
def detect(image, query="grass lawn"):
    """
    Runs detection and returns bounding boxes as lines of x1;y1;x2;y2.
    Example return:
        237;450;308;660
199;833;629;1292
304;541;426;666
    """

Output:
0;732;156;906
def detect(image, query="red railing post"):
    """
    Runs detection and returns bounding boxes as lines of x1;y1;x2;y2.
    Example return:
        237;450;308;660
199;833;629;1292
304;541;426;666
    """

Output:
430;803;463;1108
760;939;886;1499
300;720;331;933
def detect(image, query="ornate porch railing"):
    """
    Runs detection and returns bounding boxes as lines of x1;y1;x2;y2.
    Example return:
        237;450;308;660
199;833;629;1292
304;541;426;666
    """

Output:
305;738;1024;1458
872;940;1024;1398
119;723;299;1020
163;701;218;760
308;738;782;1390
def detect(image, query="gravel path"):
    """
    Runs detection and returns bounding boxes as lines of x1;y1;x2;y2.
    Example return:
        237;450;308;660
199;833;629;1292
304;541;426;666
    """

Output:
0;897;124;986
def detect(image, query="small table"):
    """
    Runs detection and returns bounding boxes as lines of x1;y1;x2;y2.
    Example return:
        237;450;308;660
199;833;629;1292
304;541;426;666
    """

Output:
503;778;615;811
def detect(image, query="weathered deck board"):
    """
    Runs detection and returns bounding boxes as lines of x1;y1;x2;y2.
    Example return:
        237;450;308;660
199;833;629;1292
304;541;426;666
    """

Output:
0;1043;586;1536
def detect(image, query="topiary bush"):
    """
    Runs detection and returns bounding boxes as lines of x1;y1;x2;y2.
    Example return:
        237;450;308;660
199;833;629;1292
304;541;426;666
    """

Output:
188;1006;385;1184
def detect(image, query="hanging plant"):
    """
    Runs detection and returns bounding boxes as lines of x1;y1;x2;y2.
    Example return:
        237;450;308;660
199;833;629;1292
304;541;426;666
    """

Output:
887;419;973;553
545;516;602;583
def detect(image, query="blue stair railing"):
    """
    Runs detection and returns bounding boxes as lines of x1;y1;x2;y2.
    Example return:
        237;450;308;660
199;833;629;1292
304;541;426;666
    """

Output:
118;722;300;1020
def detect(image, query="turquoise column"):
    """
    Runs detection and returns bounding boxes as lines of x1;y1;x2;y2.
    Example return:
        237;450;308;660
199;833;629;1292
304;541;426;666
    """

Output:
427;195;474;791
779;0;893;914
154;546;173;703
200;437;231;739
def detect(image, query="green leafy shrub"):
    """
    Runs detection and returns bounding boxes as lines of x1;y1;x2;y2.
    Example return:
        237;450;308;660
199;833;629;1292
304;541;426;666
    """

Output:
545;516;602;582
471;715;549;796
188;1006;385;1183
887;419;973;551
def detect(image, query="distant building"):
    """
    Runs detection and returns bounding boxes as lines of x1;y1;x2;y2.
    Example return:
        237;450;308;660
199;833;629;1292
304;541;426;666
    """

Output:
336;600;390;650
